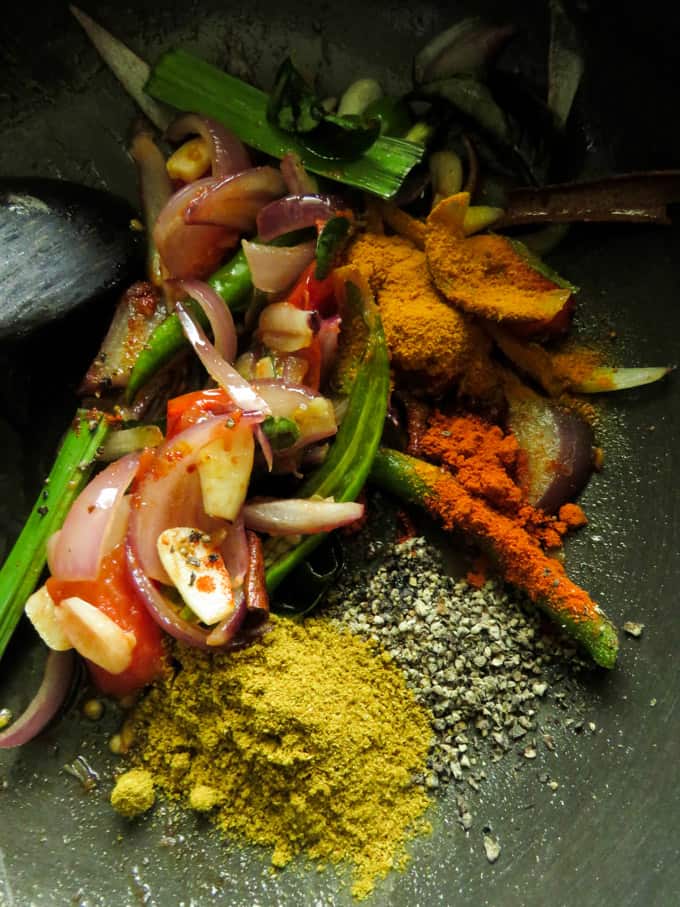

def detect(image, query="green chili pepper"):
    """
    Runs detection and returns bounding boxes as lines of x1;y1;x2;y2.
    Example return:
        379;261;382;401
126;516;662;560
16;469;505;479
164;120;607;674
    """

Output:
315;216;352;280
261;416;301;451
126;230;313;404
265;279;389;596
0;411;110;660
369;447;619;669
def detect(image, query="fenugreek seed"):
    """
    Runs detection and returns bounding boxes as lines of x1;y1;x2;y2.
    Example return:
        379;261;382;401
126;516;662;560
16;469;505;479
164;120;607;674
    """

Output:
0;708;13;730
109;734;124;755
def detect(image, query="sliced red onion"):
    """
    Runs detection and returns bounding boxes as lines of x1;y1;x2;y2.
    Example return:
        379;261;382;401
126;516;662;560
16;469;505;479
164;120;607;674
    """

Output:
171;278;237;363
254;424;274;472
205;588;248;647
185;167;287;230
127;417;229;583
280;152;319;195
319;315;341;379
220;514;249;587
176;302;271;417
46;530;61;575
50;453;140;582
243;498;364;535
153;178;238;280
166;114;251;178
256;194;343;242
242;240;316;294
251;379;322;419
0;650;75;748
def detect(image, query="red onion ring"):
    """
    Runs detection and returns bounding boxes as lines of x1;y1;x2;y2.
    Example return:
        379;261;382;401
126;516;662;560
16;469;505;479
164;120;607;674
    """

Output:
319;315;341;379
251;379;324;417
243;499;364;535
50;453;140;582
205;588;248;647
220;513;249;587
166;114;251;178
176;302;271;417
185;167;287;230
153;178;238;280
126;539;248;650
280;152;319;195
46;530;61;575
256;194;343;242
0;650;76;748
242;240;316;294
254;424;274;472
171;278;237;363
125;540;216;650
127;416;230;583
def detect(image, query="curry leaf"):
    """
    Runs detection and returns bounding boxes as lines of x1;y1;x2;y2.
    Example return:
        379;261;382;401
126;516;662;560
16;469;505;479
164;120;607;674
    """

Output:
315;216;353;280
267;58;324;134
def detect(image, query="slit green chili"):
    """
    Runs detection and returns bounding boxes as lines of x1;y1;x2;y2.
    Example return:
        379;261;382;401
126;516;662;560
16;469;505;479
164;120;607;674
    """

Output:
369;447;619;669
265;278;390;595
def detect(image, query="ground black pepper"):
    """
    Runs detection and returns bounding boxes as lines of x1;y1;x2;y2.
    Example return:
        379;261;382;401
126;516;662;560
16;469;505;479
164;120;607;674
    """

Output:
325;528;586;791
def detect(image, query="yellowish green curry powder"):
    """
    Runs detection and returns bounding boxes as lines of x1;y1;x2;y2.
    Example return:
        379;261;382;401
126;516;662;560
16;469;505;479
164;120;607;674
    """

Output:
122;616;433;898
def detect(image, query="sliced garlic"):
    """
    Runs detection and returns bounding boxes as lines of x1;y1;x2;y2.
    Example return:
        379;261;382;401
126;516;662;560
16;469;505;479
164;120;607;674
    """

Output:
56;597;135;674
198;421;254;521
25;585;72;651
157;527;234;626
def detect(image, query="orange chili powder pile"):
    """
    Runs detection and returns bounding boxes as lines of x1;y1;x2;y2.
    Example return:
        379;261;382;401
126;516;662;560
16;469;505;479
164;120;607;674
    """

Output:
418;411;587;554
405;457;601;629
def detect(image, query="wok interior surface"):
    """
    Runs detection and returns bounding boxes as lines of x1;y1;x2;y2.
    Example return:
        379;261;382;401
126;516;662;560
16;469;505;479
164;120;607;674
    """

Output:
1;2;679;904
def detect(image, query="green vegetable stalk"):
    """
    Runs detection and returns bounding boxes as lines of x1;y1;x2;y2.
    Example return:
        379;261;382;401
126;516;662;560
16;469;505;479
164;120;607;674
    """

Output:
370;447;619;669
126;230;312;403
265;277;390;594
0;412;110;660
145;49;423;199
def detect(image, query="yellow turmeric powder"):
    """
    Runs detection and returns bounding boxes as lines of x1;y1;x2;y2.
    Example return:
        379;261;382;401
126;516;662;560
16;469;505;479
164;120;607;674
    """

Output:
425;193;572;325
491;326;608;398
347;232;485;391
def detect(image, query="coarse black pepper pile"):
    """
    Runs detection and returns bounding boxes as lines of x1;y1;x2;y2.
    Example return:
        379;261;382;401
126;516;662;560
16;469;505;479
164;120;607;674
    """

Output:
324;498;590;800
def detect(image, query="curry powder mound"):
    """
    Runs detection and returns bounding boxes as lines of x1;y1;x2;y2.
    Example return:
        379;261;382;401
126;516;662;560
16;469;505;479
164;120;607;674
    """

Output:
125;616;433;899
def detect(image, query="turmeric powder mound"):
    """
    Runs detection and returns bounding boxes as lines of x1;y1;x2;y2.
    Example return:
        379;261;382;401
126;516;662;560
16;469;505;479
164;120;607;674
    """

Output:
425;193;571;325
125;616;432;900
491;326;606;398
347;232;478;388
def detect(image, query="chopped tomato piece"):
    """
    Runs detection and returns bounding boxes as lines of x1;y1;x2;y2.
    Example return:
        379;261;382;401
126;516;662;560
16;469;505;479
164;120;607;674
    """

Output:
47;544;166;698
294;336;322;391
166;388;239;438
286;262;336;316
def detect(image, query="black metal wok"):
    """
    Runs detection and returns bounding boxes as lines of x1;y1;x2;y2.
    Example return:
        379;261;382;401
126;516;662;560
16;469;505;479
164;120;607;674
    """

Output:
0;1;679;905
